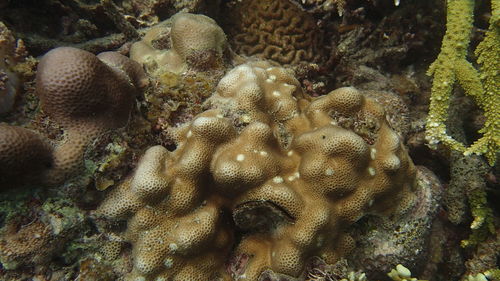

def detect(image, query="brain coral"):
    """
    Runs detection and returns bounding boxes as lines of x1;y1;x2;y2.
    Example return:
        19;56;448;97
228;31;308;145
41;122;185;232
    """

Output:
130;12;227;75
0;47;147;187
98;61;416;281
224;0;325;66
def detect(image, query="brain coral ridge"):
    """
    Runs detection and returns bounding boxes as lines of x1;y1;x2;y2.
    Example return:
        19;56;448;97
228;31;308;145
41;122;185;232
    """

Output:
98;61;417;281
0;47;148;187
224;0;325;66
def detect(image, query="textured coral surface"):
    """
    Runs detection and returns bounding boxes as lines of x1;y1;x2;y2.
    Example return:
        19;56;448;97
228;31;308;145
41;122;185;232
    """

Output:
0;124;52;188
35;47;148;184
98;61;416;280
224;0;325;66
0;46;147;187
130;12;227;75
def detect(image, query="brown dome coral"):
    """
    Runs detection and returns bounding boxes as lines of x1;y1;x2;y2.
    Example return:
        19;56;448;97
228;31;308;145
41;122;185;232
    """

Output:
36;47;147;128
0;47;147;187
0;124;53;188
98;61;416;281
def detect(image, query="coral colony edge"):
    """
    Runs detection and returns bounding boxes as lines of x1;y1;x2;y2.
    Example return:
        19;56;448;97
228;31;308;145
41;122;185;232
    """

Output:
0;1;498;281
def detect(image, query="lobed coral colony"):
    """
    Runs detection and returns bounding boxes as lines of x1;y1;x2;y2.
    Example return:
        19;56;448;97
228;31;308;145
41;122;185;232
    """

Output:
0;47;147;187
98;61;417;280
0;1;498;280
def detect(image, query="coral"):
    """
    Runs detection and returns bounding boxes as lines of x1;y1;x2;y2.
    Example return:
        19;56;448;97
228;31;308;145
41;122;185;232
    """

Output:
35;46;147;185
292;0;345;16
437;88;496;246
387;264;425;281
471;0;500;166
0;220;52;270
362;90;410;138
130;12;228;75
464;227;500;278
425;0;500;165
35;47;146;184
0;198;86;270
36;47;146;128
456;155;495;248
130;12;229;134
348;166;442;279
466;273;493;281
101;0;139;40
0;46;147;187
0;21;25;114
223;0;325;67
98;61;417;280
75;258;117;281
0;124;53;188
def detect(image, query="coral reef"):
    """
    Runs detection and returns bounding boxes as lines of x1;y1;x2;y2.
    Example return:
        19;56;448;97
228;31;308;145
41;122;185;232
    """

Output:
223;0;325;67
98;61;417;280
130;12;230;138
0;1;497;281
425;0;499;165
0;124;52;188
387;264;424;281
0;47;148;187
36;47;147;185
130;12;228;75
0;198;86;270
0;21;26;114
348;166;443;279
464;228;500;278
292;0;345;16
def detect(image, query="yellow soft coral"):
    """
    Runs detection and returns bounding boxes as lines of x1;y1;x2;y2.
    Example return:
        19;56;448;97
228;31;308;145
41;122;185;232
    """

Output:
426;0;499;165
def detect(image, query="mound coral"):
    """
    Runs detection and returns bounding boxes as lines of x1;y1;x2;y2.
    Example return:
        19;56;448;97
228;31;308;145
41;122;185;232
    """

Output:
98;61;417;280
130;12;227;75
0;124;53;187
36;47;148;184
0;47;147;187
224;0;325;66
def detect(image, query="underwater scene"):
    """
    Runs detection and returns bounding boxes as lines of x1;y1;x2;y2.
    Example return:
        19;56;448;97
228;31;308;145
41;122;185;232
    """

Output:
0;0;498;280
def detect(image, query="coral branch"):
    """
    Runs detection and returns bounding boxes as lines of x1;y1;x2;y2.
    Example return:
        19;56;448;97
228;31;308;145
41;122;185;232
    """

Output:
425;0;499;165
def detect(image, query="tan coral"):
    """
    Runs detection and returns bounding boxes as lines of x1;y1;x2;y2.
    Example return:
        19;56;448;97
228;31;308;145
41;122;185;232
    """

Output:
98;61;416;280
224;0;325;66
130;12;227;75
